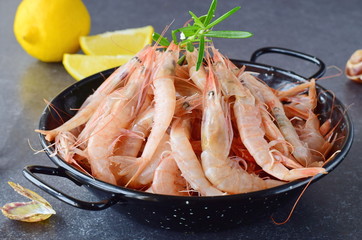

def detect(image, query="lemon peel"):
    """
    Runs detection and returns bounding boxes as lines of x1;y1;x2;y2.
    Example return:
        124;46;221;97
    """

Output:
80;26;153;55
63;54;134;81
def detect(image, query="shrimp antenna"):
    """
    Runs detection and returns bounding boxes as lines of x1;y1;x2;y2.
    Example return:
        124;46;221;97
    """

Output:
317;65;343;81
44;99;68;125
271;174;317;225
154;19;175;47
323;103;352;141
317;89;336;120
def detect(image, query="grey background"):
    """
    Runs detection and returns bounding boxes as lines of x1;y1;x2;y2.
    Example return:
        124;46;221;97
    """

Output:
1;0;361;239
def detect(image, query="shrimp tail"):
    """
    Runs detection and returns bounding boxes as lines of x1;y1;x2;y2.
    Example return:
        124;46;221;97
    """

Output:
265;179;286;188
125;158;146;187
35;129;56;142
109;156;143;188
289;167;327;178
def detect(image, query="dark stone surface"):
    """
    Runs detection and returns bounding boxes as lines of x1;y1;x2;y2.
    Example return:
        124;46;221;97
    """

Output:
1;0;361;239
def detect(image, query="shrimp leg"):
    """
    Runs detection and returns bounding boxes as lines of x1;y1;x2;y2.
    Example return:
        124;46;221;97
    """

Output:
110;133;171;188
148;156;189;196
114;106;154;157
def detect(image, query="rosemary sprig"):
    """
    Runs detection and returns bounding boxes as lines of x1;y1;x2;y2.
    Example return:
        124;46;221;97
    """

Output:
152;0;253;70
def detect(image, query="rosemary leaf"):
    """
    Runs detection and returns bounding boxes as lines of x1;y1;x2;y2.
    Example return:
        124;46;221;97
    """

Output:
189;11;205;27
152;32;170;46
186;42;195;52
204;0;217;26
196;36;205;71
152;1;252;72
176;26;199;38
206;6;241;29
204;30;253;38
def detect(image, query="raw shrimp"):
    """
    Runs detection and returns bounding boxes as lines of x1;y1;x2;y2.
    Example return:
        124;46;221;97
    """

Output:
223;60;279;143
238;73;291;157
260;106;291;156
89;92;153;157
87;49;155;184
271;150;304;169
55;131;90;173
174;93;202;117
297;111;332;164
212;51;326;181
35;47;151;141
277;81;315;99
127;43;179;185
174;78;201;98
240;72;314;167
279;79;317;120
175;64;190;80
111;93;201;187
76;88;127;146
170;119;224;196
223;55;245;77
110;133;171;188
45;38;336;196
148;156;189;196
201;64;280;194
113;106;154;157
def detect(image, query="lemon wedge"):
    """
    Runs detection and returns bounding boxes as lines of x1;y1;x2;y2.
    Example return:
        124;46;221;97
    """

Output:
63;54;133;81
80;26;154;55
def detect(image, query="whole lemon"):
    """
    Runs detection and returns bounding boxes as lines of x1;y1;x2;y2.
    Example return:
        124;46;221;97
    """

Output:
14;0;91;62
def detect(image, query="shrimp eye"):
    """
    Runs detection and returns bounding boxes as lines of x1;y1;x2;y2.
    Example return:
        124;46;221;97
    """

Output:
208;91;215;97
182;102;190;109
171;60;176;67
134;56;142;63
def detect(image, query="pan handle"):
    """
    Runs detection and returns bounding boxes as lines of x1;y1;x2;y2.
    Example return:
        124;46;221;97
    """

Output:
23;165;122;211
250;47;326;79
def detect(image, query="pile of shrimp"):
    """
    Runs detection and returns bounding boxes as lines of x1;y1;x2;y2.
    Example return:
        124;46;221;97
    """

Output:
37;43;338;196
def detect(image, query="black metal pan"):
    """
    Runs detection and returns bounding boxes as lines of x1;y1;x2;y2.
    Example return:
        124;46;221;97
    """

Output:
23;47;353;232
